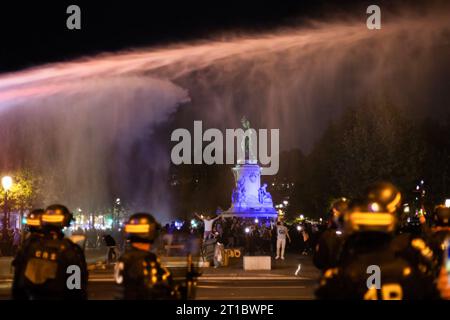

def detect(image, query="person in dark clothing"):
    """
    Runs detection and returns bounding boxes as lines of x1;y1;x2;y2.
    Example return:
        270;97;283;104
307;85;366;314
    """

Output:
115;213;177;300
12;209;45;300
314;198;348;270
103;234;117;264
317;183;440;300
261;225;272;254
12;205;88;300
428;205;450;265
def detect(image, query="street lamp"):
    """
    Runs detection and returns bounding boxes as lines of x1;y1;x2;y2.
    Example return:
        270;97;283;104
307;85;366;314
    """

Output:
2;176;13;250
2;176;13;191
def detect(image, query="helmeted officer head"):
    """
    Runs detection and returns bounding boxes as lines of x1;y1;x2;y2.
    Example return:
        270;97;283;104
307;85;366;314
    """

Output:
124;213;160;244
329;197;349;228
25;209;44;233
344;200;397;235
344;183;401;235
365;182;402;214
41;204;73;232
432;205;450;227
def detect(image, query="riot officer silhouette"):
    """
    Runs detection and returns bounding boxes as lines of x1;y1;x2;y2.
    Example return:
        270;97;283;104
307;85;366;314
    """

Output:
115;213;177;300
314;198;349;270
316;183;440;300
12;204;87;300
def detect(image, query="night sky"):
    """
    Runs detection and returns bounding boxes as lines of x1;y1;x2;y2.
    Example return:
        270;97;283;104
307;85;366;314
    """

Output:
0;0;429;73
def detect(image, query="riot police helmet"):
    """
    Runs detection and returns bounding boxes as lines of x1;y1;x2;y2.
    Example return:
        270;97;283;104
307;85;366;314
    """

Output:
366;181;402;214
330;197;349;225
433;204;450;227
41;204;73;230
344;198;397;234
125;212;160;243
25;208;44;232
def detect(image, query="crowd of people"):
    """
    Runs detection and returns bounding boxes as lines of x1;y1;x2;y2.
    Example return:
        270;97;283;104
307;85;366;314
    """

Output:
156;213;325;261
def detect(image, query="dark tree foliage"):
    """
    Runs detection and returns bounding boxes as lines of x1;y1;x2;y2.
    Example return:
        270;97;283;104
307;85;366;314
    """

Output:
290;101;450;218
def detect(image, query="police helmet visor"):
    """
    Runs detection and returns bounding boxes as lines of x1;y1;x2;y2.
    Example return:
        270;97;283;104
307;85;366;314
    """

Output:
346;201;396;233
435;206;450;225
25;217;41;227
125;223;153;234
42;209;66;224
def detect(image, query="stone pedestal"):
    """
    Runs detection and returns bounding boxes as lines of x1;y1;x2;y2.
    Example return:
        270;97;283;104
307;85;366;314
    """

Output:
224;162;277;218
243;256;271;270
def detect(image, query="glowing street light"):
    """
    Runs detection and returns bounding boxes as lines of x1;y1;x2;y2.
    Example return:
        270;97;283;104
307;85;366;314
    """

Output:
2;175;13;242
1;176;13;191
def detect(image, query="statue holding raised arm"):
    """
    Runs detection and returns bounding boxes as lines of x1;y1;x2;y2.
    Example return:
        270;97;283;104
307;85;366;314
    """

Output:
240;116;255;162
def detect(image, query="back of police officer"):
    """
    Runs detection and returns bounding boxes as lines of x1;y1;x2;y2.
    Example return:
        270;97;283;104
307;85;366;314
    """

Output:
316;183;440;300
115;213;177;300
12;209;45;299
12;204;88;300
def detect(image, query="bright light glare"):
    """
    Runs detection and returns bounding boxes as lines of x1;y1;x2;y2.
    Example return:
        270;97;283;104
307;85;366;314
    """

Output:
1;176;13;191
445;199;450;208
370;202;380;212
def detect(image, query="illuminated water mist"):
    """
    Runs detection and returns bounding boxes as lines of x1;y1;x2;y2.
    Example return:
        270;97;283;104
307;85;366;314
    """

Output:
0;10;449;219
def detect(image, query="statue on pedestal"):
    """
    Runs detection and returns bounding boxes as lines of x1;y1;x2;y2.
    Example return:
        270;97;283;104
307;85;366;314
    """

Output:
258;183;273;205
224;117;277;218
231;178;246;206
240;116;255;163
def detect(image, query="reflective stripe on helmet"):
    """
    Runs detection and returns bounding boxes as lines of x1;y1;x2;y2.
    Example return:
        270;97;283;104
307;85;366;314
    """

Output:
350;212;395;227
125;224;150;233
41;214;65;223
26;218;41;226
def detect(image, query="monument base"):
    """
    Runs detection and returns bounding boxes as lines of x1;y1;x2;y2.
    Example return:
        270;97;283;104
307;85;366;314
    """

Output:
225;161;278;219
243;256;271;270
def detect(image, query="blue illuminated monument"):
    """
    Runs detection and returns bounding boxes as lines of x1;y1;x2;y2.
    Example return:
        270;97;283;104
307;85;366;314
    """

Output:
223;117;277;218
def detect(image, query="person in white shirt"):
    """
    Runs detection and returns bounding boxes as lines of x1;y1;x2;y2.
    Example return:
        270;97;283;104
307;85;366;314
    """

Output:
275;221;291;260
195;213;221;240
